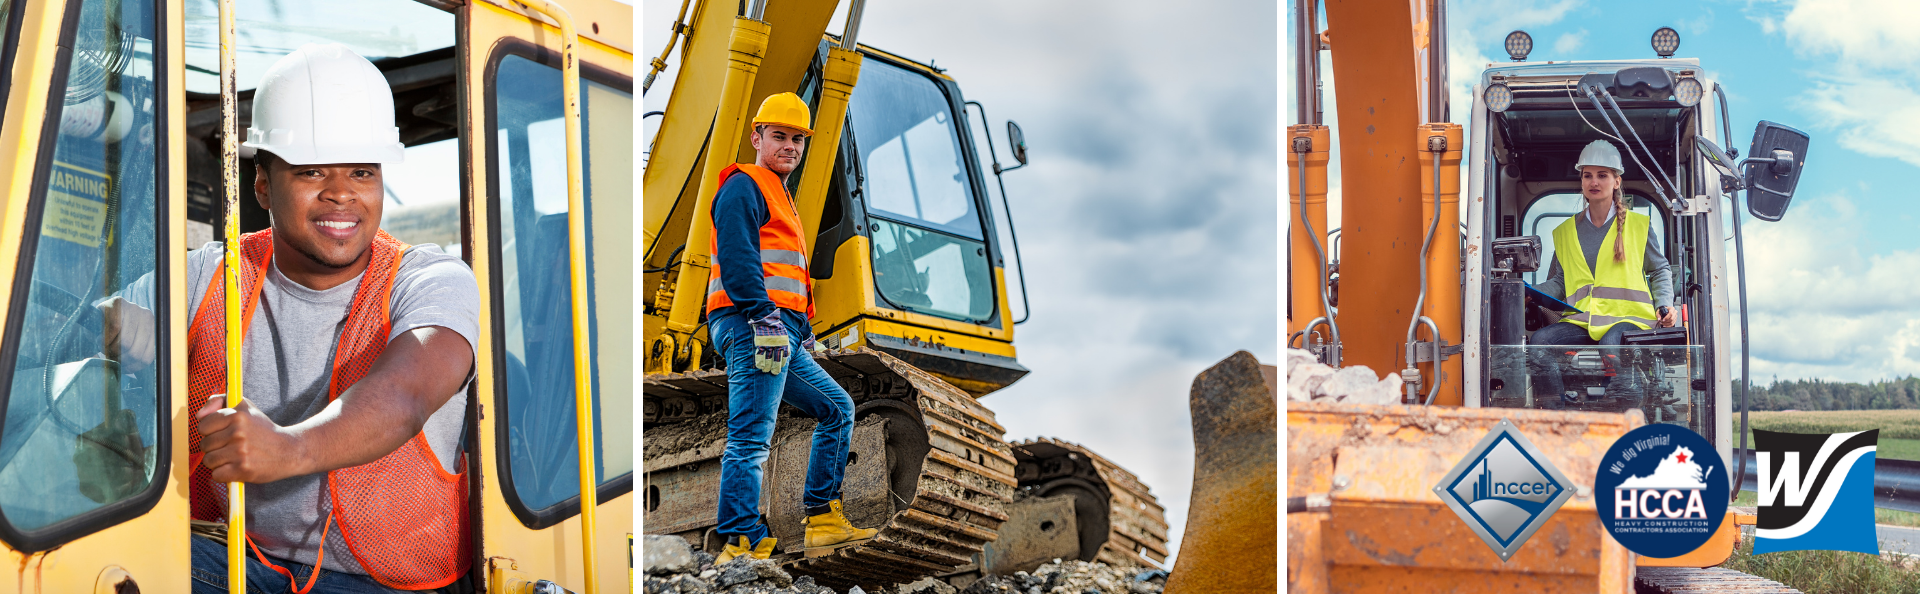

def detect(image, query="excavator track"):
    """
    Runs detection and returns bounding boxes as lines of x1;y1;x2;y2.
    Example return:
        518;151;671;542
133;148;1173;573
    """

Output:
644;348;1017;589
1012;437;1170;568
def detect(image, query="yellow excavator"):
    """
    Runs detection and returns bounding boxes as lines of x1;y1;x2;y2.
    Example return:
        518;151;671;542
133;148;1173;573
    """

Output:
640;0;1170;588
0;0;630;591
1288;1;1813;591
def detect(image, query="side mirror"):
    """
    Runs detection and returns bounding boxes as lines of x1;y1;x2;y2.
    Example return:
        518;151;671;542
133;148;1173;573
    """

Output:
1743;121;1810;222
1006;120;1028;166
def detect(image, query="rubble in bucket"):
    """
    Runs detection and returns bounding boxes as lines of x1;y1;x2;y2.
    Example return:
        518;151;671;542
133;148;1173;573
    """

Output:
1286;348;1402;404
643;535;1168;594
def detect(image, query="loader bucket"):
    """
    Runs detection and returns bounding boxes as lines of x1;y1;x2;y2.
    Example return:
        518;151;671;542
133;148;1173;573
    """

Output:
1165;351;1277;593
1286;402;1642;593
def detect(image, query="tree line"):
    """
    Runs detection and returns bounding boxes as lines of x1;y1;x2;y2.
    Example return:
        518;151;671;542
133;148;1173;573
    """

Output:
1739;376;1920;411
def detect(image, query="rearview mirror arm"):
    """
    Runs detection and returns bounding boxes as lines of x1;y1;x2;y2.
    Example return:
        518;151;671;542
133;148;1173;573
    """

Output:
965;100;1032;325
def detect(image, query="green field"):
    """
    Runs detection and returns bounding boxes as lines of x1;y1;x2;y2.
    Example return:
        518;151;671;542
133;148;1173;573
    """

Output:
1740;410;1920;461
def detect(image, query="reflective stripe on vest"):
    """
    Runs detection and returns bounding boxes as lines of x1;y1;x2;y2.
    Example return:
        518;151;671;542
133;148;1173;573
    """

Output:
1553;210;1659;340
185;230;470;590
705;163;813;316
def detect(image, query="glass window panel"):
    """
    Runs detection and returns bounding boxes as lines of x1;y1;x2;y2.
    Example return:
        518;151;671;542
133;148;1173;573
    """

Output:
849;60;983;240
1487;345;1706;438
491;53;630;514
1523;192;1665;286
869;219;994;323
183;0;454;94
0;0;161;531
380;138;461;258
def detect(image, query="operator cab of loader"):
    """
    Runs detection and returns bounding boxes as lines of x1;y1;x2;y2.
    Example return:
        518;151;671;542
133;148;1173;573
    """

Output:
1466;47;1810;458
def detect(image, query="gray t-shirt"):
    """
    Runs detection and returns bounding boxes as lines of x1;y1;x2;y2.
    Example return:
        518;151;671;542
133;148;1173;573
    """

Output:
1536;208;1674;309
159;242;479;578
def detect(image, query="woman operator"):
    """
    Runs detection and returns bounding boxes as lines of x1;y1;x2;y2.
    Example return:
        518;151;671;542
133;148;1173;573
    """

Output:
1530;140;1679;404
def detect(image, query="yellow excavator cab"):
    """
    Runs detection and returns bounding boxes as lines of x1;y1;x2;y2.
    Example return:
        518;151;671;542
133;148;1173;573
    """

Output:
0;0;632;591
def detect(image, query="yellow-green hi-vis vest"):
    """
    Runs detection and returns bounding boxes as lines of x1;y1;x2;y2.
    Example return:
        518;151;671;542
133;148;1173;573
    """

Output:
1553;210;1658;340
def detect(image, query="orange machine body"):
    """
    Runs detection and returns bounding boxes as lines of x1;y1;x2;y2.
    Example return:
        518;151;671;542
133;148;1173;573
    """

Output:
1321;0;1424;379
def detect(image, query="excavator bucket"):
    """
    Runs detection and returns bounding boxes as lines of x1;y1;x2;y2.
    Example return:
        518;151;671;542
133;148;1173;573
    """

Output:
1286;402;1641;593
1165;351;1278;594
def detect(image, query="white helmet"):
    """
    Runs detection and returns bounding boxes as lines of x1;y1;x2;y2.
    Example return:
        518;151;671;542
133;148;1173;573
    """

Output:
241;43;403;165
1574;140;1623;175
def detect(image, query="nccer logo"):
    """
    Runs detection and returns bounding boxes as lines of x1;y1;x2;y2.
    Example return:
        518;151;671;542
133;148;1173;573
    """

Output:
1433;419;1574;561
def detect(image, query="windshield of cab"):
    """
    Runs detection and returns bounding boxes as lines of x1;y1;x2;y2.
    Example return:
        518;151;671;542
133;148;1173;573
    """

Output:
849;58;995;324
183;0;453;94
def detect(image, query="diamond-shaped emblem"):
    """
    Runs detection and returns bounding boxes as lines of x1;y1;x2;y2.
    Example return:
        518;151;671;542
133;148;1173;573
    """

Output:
1432;419;1574;561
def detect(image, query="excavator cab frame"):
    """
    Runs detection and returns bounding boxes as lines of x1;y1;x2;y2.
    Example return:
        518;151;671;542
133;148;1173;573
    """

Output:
1464;57;1780;478
0;0;633;591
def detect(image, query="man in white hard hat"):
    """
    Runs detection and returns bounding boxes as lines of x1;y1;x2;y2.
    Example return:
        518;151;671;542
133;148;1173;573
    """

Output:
1529;139;1678;406
704;92;878;564
105;43;480;592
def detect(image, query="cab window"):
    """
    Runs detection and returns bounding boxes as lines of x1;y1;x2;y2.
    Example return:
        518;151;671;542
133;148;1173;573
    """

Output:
0;0;164;546
488;49;633;524
1522;191;1666;286
849;59;995;323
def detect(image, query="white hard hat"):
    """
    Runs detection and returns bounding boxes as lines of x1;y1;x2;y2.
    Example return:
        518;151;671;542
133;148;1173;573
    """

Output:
241;43;403;165
1574;140;1623;175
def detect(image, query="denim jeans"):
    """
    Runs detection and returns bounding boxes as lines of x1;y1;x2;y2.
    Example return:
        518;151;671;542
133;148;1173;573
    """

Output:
709;308;856;546
1529;321;1640;401
189;534;402;594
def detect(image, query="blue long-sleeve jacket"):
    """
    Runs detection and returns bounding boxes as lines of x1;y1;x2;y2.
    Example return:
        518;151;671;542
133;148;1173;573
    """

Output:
710;172;805;328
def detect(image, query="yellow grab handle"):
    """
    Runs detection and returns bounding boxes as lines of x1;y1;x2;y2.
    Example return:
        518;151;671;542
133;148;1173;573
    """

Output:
512;2;599;592
217;0;245;590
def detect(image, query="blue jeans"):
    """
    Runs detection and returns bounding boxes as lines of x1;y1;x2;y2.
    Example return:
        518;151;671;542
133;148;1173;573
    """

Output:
710;308;856;545
190;534;401;594
1529;321;1639;401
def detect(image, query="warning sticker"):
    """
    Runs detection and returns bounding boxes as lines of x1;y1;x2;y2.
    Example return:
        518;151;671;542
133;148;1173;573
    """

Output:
43;162;109;248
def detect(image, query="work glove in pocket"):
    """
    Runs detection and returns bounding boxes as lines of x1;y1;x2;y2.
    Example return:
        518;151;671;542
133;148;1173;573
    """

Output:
751;315;790;375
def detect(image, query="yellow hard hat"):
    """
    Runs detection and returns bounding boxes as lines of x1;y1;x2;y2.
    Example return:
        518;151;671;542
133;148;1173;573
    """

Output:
751;92;813;136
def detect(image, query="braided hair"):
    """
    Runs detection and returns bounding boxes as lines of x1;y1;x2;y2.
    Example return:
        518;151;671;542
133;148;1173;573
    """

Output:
1612;185;1631;262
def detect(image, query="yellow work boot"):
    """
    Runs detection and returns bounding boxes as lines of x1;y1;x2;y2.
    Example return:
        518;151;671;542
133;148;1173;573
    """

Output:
715;535;777;565
803;500;878;557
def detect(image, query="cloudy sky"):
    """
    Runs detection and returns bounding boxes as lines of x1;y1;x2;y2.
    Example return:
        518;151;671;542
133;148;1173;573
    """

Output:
1291;0;1920;385
644;0;1277;564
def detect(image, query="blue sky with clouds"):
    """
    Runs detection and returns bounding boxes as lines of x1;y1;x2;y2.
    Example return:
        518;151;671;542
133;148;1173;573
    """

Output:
1291;0;1920;384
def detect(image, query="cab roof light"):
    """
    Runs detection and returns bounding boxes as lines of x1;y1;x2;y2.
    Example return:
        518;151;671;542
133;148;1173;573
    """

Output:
1506;31;1533;62
1652;27;1680;58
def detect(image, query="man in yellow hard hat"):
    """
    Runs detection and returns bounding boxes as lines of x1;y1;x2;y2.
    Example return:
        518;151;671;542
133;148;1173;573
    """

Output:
705;92;878;563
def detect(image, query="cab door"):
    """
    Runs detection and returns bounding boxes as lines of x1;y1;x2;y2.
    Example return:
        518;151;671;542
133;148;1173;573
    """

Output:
0;0;190;590
461;0;632;590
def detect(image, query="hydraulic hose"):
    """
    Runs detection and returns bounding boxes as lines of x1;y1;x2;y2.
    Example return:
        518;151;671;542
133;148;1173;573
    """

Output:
1731;190;1754;501
1295;137;1339;366
1407;146;1444;404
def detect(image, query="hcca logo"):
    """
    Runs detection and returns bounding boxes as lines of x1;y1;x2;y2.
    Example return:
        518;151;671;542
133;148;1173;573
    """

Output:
1434;419;1573;561
1596;425;1728;558
1753;429;1879;555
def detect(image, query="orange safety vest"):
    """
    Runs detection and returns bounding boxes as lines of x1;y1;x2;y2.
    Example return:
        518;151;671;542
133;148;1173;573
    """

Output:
186;230;468;592
705;163;813;317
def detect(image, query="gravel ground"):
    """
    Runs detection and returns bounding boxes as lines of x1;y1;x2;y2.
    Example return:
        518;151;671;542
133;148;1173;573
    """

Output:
642;535;1168;594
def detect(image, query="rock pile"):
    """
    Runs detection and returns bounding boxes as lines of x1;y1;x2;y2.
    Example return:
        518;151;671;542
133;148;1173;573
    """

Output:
642;535;1166;594
1286;348;1402;404
958;560;1166;594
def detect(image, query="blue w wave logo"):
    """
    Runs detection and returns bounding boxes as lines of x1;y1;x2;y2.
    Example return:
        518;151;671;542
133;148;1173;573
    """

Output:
1753;429;1879;555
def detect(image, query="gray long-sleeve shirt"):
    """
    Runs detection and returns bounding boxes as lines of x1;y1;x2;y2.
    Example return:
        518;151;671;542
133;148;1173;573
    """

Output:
1534;209;1673;309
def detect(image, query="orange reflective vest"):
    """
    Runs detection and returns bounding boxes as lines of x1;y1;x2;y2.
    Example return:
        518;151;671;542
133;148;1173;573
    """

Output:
186;230;468;591
705;163;813;317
